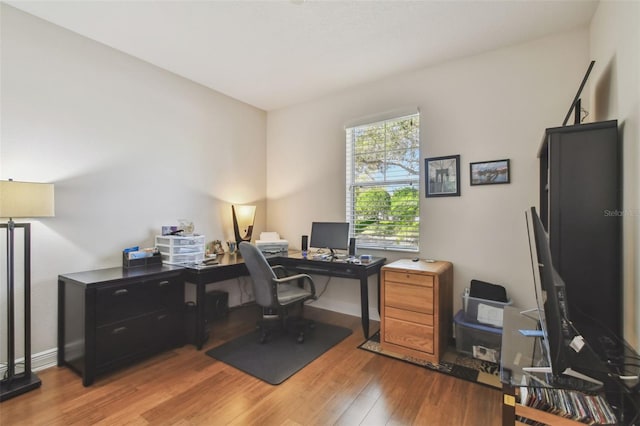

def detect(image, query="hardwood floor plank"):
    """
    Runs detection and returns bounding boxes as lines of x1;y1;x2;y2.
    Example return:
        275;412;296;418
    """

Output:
0;305;501;426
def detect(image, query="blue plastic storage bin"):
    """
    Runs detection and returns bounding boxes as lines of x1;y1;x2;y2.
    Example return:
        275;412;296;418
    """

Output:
454;310;502;363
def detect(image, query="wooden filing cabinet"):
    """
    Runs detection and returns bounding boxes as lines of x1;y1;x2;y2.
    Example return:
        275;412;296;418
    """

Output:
381;259;453;364
58;266;185;386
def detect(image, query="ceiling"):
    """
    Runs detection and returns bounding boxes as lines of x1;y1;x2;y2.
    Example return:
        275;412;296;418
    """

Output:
6;1;599;111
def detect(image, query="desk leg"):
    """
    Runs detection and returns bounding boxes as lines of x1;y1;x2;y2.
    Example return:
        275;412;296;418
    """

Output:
359;272;369;339
57;280;64;367
502;383;517;426
195;281;206;350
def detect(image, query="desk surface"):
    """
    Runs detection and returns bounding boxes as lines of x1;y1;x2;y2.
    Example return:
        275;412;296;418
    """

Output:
58;252;385;285
277;252;386;274
183;251;385;278
186;251;385;268
58;264;184;287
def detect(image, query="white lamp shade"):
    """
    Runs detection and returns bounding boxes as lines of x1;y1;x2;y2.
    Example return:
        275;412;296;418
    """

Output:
232;204;256;241
0;180;55;218
234;205;256;225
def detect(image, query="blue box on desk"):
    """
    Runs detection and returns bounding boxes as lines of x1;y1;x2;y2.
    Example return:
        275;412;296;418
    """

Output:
454;310;502;363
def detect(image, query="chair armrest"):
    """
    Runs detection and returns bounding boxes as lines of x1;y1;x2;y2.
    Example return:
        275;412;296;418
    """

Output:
272;265;290;279
274;274;317;298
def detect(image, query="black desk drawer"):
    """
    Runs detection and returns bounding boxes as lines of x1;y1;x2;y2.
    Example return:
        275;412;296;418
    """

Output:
96;310;182;366
96;315;153;365
96;277;181;326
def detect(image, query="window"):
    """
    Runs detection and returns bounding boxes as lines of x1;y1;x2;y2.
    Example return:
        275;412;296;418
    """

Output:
346;112;420;251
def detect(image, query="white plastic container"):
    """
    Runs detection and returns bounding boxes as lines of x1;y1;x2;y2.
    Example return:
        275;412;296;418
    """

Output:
155;235;205;265
462;291;512;328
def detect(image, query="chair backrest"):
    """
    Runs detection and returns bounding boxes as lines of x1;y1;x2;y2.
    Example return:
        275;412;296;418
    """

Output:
239;242;278;308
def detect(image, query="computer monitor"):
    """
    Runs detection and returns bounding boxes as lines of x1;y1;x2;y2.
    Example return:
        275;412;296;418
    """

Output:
310;222;349;255
525;206;605;386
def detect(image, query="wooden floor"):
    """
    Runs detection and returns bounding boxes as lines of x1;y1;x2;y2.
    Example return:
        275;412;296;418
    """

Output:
1;306;502;425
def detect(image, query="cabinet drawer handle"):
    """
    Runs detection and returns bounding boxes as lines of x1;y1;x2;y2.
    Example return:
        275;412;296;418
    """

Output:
158;280;170;287
113;289;129;296
112;326;127;335
156;314;168;321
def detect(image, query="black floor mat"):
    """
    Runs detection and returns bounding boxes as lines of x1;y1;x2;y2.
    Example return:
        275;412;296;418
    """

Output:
205;322;352;385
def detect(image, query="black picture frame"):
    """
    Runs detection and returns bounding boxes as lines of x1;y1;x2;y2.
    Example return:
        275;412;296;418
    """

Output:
425;155;460;197
470;159;510;186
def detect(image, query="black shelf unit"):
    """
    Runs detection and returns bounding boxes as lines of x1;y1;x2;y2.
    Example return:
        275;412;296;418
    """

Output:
539;119;621;343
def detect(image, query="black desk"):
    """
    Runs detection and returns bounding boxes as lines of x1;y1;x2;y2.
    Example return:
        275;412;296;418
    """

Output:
183;252;386;349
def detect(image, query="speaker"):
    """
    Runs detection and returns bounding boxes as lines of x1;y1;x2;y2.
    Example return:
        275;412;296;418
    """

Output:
301;235;308;251
205;290;229;321
348;237;356;256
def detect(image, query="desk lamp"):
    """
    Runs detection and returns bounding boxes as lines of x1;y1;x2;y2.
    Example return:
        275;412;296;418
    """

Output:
0;179;54;401
232;205;256;246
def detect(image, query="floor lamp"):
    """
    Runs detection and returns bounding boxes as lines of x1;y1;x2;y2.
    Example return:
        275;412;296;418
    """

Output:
0;179;54;402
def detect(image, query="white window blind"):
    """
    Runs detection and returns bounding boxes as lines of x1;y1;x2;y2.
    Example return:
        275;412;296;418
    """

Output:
346;113;420;251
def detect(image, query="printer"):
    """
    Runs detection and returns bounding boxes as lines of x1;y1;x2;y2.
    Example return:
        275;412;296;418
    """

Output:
255;232;288;257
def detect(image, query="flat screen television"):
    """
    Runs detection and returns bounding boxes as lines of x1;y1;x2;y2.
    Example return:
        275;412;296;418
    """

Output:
525;206;605;386
310;222;349;255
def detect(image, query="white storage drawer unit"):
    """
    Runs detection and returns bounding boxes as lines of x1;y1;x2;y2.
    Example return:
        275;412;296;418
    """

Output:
155;235;205;265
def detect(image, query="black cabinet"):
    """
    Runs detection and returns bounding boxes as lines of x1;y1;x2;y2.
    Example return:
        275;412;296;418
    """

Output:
58;266;185;386
539;120;621;340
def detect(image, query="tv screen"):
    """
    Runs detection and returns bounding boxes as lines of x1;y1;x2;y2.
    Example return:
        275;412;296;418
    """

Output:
525;207;605;386
526;207;567;373
310;222;349;252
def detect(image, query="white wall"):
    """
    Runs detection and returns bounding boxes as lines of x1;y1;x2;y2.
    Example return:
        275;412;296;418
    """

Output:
266;29;591;320
589;0;640;350
0;5;267;358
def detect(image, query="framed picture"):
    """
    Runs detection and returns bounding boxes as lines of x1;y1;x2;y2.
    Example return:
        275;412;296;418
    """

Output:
425;155;460;197
470;159;510;185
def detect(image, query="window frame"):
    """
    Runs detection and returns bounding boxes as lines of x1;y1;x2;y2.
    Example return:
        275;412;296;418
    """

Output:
345;112;421;252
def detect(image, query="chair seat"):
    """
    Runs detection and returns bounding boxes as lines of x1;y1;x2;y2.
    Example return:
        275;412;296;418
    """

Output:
277;283;313;304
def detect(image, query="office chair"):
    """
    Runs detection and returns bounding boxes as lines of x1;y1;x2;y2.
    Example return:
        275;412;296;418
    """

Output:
239;242;317;343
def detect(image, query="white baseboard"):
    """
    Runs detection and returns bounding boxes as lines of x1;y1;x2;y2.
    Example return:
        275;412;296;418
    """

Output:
0;348;58;376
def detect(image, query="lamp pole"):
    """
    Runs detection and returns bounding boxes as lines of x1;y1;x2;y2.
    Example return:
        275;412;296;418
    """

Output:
6;218;16;380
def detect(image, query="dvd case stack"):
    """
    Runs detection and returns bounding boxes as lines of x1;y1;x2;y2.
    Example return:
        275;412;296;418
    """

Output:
517;385;618;425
